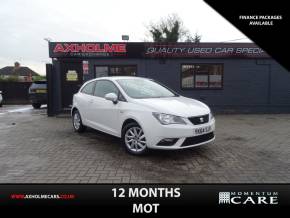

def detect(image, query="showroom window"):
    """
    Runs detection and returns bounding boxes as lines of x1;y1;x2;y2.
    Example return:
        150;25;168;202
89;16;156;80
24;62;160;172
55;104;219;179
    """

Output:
95;65;137;77
181;64;223;89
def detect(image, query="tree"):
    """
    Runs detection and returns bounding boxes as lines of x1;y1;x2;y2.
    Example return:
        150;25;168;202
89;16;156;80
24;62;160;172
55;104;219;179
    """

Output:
32;75;46;82
147;14;201;43
185;32;202;43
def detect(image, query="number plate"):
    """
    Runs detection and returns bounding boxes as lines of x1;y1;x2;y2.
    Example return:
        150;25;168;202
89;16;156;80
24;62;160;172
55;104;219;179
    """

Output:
194;126;211;135
36;89;47;93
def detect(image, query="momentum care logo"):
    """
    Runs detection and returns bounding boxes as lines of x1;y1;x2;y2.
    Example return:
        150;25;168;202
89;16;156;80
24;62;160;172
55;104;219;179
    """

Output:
218;191;278;205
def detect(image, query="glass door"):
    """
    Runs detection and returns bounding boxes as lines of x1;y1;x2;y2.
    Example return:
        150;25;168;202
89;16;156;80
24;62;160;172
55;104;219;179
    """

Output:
95;66;109;78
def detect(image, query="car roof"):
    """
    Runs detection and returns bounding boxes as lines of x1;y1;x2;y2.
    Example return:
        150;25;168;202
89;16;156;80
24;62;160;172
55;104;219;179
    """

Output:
93;76;151;81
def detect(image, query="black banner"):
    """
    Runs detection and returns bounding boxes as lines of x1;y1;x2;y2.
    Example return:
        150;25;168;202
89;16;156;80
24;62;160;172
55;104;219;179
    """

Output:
49;42;269;59
204;0;290;71
0;184;289;214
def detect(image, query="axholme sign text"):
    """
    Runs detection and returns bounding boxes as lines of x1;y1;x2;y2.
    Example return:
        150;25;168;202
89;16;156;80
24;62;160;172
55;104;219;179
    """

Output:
53;43;127;53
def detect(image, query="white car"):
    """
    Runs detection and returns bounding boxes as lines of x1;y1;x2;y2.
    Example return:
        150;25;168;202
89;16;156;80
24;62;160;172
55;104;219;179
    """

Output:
0;91;3;107
72;77;215;155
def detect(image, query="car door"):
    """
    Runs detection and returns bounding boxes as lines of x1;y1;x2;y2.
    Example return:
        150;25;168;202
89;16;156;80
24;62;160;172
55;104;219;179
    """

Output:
89;80;121;136
77;81;96;124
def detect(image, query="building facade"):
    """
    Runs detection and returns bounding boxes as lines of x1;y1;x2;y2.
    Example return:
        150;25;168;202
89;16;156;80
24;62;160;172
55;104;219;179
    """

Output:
47;42;290;115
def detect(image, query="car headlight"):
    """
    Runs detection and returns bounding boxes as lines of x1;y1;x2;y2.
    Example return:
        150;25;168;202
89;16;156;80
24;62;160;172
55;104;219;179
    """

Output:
152;112;186;125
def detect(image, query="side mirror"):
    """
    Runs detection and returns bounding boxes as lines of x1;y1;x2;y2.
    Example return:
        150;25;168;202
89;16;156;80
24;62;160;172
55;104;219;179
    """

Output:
105;93;118;104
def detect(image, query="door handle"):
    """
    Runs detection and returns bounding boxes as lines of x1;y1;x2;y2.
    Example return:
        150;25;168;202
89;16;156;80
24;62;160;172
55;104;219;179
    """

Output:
88;99;93;104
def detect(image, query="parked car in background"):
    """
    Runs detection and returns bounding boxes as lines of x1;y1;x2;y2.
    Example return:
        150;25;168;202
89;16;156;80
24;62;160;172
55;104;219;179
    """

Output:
28;81;47;109
71;77;215;155
0;91;3;107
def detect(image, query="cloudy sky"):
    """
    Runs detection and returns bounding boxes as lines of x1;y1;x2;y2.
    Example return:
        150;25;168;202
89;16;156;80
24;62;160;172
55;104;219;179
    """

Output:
0;0;250;75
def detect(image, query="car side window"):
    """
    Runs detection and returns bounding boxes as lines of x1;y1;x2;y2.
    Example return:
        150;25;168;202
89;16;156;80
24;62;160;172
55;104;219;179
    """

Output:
81;81;95;95
93;80;119;98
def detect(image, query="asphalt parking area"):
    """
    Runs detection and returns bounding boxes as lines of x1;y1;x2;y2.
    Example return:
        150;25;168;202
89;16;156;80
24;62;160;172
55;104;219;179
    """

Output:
0;105;290;183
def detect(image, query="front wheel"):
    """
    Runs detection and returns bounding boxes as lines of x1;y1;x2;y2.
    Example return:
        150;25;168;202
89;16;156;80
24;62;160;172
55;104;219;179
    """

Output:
122;122;148;155
72;109;86;133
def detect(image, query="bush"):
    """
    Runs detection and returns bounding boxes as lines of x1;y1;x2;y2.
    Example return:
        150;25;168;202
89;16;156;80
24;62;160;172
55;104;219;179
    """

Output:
32;75;46;82
0;75;20;82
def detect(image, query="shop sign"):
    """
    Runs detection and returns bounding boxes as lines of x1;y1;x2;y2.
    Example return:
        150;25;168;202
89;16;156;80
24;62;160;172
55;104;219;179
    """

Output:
49;42;269;59
66;70;78;81
144;44;268;58
50;43;127;58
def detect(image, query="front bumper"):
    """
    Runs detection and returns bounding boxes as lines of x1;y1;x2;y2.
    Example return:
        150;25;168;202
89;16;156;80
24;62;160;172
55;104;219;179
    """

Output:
144;118;215;150
29;93;47;104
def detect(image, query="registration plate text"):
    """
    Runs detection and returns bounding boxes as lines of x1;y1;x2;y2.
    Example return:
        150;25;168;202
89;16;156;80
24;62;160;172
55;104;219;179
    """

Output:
195;126;211;135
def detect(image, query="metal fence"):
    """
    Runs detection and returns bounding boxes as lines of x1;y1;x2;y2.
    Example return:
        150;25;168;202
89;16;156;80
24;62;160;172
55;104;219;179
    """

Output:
0;82;32;104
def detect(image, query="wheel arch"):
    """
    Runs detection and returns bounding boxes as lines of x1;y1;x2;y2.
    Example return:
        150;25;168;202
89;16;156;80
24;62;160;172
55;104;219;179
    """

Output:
71;106;78;116
121;117;145;136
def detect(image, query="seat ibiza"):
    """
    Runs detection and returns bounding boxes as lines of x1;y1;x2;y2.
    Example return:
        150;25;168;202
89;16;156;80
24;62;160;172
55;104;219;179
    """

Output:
72;77;215;155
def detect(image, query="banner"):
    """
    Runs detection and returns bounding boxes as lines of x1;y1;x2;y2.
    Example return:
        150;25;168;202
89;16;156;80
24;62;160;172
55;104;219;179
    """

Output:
49;42;270;59
1;184;289;213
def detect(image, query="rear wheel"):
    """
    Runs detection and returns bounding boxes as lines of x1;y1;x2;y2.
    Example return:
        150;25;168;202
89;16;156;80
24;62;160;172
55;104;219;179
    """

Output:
32;103;41;109
122;122;148;155
72;109;86;133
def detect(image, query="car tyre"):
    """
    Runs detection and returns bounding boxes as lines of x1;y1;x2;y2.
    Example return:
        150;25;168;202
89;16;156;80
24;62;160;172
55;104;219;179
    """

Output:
72;109;86;133
32;103;41;109
122;122;148;155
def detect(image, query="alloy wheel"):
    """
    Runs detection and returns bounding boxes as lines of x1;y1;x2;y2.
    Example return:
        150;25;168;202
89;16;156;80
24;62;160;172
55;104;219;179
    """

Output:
73;112;81;130
124;126;147;153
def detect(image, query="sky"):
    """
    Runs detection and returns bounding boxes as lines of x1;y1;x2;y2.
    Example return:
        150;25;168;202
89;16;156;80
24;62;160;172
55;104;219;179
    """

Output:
0;0;251;75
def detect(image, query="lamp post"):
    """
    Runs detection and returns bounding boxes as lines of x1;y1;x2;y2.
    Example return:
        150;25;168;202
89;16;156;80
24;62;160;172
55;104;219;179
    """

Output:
44;37;52;42
122;35;129;42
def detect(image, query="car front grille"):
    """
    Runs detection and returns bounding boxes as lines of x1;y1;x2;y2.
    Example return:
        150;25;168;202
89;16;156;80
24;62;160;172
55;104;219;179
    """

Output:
188;114;209;125
181;132;214;147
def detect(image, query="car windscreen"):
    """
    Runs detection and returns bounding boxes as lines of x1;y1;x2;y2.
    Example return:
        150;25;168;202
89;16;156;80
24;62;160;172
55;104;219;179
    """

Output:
116;79;177;99
30;81;47;89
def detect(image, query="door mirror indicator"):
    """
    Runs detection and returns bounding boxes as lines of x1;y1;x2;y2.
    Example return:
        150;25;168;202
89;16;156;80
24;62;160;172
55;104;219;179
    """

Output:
105;93;118;104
